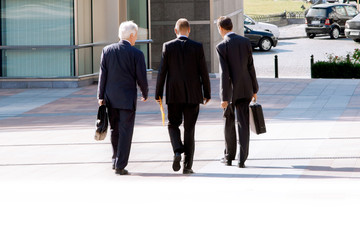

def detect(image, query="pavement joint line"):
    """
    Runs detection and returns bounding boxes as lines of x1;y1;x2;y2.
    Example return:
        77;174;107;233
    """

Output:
1;136;360;147
1;156;360;168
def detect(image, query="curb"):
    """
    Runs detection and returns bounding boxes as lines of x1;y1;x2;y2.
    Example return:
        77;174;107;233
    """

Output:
279;36;307;40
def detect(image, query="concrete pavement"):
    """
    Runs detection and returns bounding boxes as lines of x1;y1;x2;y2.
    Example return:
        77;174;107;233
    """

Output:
1;76;360;240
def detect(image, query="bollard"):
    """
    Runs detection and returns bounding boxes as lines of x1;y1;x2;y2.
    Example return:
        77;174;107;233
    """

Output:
347;54;350;63
310;55;314;78
274;55;278;78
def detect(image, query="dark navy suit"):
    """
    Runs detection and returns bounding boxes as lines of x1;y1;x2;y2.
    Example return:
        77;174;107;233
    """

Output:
216;33;259;164
156;36;211;170
98;40;148;170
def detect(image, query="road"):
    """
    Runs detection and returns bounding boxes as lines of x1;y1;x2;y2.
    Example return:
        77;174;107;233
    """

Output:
253;36;360;78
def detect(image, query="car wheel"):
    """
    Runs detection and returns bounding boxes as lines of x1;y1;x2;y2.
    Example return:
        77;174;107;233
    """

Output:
307;33;316;39
330;27;340;39
259;37;272;51
354;39;360;43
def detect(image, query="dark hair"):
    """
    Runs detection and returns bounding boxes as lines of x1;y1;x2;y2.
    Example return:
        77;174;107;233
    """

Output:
175;18;190;32
217;16;233;31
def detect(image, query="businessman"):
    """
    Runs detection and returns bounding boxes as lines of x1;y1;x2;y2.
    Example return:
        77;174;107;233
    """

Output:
216;16;259;168
97;21;148;175
156;18;211;174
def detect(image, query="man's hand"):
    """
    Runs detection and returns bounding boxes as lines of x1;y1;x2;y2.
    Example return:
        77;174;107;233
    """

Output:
252;93;257;102
156;98;162;104
221;101;228;109
203;98;210;105
141;97;148;102
98;99;104;106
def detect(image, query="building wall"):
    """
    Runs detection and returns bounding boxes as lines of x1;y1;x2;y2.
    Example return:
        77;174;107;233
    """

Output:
150;0;211;71
150;0;243;73
211;0;244;72
92;0;120;73
0;0;243;87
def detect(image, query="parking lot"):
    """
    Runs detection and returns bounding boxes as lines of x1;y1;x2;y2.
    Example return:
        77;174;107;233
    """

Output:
253;24;360;78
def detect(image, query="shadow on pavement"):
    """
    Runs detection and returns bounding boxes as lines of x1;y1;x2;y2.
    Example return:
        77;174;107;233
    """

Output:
130;172;360;179
293;165;360;172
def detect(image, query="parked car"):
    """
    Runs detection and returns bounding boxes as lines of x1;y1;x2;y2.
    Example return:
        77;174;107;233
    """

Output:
305;3;358;39
345;13;360;42
244;14;280;38
244;26;278;51
313;0;357;3
339;0;358;4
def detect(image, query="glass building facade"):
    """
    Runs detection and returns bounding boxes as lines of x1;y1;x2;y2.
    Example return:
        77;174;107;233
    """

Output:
0;0;242;88
1;0;75;77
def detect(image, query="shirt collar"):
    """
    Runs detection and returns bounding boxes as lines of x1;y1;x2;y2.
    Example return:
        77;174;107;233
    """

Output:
121;39;131;45
225;32;235;37
177;35;188;39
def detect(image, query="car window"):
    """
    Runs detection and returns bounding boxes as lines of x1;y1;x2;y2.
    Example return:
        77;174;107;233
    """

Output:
244;16;255;25
345;5;358;17
306;8;327;17
334;6;347;16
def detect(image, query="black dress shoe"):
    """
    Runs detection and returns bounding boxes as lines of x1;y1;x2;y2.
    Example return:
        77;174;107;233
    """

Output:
112;158;116;170
221;158;232;166
183;168;194;174
238;162;245;168
172;152;181;172
115;169;129;175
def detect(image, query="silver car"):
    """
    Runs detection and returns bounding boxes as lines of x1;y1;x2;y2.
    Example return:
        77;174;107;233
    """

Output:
345;13;360;42
244;14;280;38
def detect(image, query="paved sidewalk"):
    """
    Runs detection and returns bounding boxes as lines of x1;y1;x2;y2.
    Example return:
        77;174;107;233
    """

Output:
1;77;360;240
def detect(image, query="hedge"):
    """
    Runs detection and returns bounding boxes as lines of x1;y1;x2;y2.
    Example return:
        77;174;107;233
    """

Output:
311;62;360;79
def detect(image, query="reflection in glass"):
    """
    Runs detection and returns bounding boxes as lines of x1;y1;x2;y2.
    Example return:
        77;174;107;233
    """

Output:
1;49;74;77
1;0;74;77
127;0;149;68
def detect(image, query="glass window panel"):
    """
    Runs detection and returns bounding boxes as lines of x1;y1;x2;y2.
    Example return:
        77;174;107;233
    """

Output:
1;0;74;77
78;47;93;76
345;6;358;17
127;0;149;68
2;49;74;77
335;6;346;16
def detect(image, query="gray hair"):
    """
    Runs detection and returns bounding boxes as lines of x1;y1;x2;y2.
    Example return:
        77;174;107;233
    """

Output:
118;21;138;40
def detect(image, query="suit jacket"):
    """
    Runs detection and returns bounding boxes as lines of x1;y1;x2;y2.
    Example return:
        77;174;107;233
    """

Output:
155;36;211;104
97;40;148;110
216;33;258;103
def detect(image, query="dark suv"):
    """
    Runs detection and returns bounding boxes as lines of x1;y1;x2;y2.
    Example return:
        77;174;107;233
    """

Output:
305;3;358;39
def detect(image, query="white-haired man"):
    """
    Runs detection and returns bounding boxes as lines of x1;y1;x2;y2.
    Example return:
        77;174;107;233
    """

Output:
97;21;149;175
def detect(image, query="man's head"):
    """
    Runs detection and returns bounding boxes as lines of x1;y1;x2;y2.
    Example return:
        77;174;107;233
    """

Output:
174;18;190;37
217;16;233;38
118;21;138;46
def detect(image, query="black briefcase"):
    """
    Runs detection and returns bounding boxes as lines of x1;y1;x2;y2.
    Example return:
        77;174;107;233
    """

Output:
94;105;108;141
249;103;266;135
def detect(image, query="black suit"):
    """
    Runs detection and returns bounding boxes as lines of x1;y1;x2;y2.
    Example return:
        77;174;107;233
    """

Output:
156;36;211;169
216;33;259;164
98;40;148;170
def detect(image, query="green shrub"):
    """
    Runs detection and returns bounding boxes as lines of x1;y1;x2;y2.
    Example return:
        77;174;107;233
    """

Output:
311;48;360;78
311;62;360;79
